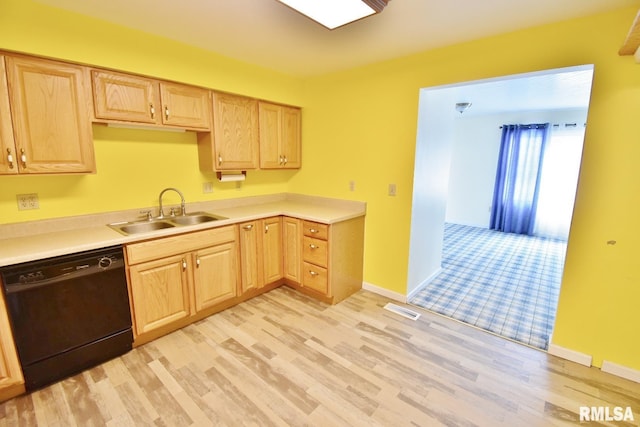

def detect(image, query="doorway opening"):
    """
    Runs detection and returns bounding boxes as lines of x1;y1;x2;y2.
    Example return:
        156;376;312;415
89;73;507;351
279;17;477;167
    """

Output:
406;65;594;350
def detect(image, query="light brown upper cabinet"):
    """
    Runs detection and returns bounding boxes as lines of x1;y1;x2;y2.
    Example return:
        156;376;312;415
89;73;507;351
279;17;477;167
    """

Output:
258;101;301;169
1;55;95;175
91;70;211;131
0;57;16;175
199;91;259;171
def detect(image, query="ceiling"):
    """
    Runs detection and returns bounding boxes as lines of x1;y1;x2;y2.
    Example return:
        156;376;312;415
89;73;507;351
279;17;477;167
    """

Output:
34;0;638;77
443;65;595;117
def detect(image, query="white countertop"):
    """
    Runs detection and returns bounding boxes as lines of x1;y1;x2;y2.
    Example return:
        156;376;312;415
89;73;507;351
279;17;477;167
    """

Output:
0;193;366;267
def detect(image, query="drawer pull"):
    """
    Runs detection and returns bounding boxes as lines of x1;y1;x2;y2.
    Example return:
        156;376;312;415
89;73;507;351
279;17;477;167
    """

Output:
309;244;319;250
309;228;318;234
242;224;254;230
309;270;318;277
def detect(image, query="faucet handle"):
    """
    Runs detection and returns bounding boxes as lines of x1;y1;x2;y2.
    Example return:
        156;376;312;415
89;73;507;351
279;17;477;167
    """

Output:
139;210;153;221
169;207;177;217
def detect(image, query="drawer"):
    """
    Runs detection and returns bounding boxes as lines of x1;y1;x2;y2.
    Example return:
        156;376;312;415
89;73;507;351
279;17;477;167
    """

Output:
126;225;236;265
302;236;328;268
303;262;328;294
302;221;328;240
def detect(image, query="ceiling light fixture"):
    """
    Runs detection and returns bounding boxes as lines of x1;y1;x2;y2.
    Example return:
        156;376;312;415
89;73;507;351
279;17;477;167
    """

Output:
277;0;390;30
455;102;472;114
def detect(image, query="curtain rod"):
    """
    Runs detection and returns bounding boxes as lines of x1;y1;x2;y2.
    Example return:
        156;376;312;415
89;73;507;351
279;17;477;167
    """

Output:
499;123;586;129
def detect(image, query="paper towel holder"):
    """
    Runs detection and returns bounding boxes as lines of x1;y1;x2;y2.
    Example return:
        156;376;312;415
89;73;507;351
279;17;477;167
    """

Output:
216;171;246;182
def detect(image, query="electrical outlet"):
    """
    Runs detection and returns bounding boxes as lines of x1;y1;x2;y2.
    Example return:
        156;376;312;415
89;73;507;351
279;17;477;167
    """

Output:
202;182;213;194
349;180;356;192
17;193;39;210
388;184;397;197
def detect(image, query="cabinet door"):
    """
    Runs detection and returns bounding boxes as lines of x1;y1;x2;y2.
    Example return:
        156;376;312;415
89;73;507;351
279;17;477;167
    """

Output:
129;255;191;336
238;221;262;294
261;217;283;284
283;217;301;284
281;106;301;169
212;91;259;170
92;70;160;125
258;101;281;169
259;102;301;169
6;56;95;174
0;287;24;401
160;82;211;130
0;56;17;175
193;242;238;311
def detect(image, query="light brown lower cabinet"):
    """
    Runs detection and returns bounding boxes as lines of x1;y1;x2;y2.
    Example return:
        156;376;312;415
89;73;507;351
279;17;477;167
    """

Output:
262;217;283;284
126;214;364;345
125;226;239;345
0;288;24;402
283;217;302;284
293;217;365;304
238;216;284;295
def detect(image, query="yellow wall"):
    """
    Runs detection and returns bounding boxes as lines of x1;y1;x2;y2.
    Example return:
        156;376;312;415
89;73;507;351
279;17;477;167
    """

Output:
291;8;640;370
1;0;639;371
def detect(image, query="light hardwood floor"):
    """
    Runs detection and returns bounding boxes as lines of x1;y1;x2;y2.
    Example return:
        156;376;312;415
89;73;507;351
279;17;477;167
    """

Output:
0;287;638;426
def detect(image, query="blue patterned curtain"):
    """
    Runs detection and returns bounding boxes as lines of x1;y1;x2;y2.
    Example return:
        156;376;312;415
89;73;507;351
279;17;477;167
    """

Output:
490;123;550;235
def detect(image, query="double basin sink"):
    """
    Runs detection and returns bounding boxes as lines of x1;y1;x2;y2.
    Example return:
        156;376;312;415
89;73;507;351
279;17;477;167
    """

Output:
108;212;226;236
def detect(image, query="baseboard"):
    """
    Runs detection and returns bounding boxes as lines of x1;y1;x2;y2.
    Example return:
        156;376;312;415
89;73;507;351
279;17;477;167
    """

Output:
601;361;640;384
547;344;592;367
406;267;443;301
362;282;407;303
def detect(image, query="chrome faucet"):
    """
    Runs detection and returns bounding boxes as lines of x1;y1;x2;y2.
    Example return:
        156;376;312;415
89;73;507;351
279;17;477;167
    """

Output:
158;187;186;218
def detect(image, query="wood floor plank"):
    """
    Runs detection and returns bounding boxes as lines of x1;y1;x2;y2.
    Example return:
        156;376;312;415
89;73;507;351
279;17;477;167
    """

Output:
1;288;639;426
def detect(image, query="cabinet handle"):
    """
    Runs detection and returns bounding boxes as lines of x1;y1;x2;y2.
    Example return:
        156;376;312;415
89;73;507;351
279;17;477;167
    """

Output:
279;155;284;165
242;224;254;230
20;148;27;169
309;244;318;250
182;258;187;270
309;228;318;234
164;105;170;120
150;103;155;119
309;270;318;277
196;257;200;267
283;156;288;165
218;154;223;166
6;148;14;169
265;224;269;233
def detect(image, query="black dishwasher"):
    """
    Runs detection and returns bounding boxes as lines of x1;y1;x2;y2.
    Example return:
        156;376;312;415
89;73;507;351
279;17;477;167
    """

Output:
0;246;133;391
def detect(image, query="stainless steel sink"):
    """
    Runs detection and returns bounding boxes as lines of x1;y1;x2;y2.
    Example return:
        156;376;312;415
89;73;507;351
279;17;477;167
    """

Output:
109;220;175;235
166;212;225;226
108;212;226;235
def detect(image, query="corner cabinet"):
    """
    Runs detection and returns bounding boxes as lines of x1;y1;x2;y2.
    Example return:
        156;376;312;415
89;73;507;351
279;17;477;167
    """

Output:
1;55;96;174
199;91;259;172
125;226;239;345
283;217;302;284
238;216;284;295
259;102;301;169
91;69;211;130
